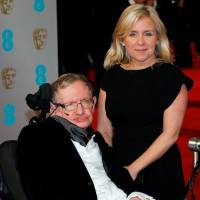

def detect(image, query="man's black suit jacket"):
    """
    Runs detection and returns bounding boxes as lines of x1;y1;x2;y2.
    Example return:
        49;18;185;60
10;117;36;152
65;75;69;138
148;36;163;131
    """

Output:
17;117;134;200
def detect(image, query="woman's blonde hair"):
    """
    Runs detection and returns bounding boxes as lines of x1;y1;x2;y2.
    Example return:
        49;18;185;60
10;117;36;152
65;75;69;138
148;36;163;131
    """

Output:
104;4;171;69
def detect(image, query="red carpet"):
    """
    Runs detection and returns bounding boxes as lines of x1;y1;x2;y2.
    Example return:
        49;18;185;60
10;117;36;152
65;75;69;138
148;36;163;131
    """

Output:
177;43;200;199
91;43;200;199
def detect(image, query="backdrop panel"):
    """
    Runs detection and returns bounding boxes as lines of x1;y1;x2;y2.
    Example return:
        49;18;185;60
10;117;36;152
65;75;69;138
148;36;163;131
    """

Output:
0;0;58;142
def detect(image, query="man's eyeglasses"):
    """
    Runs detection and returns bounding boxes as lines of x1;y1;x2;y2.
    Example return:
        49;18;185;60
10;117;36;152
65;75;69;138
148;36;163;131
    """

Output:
52;98;94;113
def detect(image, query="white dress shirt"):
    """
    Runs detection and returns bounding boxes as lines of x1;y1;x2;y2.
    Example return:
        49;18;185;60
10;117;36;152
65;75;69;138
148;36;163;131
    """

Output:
72;136;155;200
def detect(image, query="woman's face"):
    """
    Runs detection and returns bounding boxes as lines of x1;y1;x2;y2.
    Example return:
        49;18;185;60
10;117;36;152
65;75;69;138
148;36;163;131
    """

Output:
122;16;158;68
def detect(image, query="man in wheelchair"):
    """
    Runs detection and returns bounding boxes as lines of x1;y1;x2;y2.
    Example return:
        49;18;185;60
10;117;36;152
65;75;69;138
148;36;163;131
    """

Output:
17;73;154;200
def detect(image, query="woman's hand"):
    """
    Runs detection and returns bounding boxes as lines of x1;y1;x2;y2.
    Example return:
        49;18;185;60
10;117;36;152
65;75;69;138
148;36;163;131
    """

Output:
124;164;138;181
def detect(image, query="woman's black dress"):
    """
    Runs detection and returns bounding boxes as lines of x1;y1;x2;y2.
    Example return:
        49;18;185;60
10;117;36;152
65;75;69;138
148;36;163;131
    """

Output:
101;63;193;200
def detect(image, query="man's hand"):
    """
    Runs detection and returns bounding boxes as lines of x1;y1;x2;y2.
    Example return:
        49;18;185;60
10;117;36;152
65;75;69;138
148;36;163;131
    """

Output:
129;197;141;200
127;191;155;200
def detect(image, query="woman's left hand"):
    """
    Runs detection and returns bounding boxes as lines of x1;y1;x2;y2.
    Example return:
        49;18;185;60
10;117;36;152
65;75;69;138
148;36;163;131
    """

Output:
124;165;138;181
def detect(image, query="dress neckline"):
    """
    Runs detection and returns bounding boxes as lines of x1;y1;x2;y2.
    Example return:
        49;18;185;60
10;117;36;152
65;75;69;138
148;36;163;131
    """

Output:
119;64;154;72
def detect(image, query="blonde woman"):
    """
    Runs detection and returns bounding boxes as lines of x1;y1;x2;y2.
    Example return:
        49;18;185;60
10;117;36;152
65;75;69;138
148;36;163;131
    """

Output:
97;4;193;200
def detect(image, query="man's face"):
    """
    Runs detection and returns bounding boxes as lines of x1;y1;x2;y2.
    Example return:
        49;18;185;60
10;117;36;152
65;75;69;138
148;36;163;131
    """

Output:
51;80;96;129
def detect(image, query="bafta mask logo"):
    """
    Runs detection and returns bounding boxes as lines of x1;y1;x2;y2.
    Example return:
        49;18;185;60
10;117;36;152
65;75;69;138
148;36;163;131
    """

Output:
0;0;14;15
33;28;48;50
1;67;16;89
